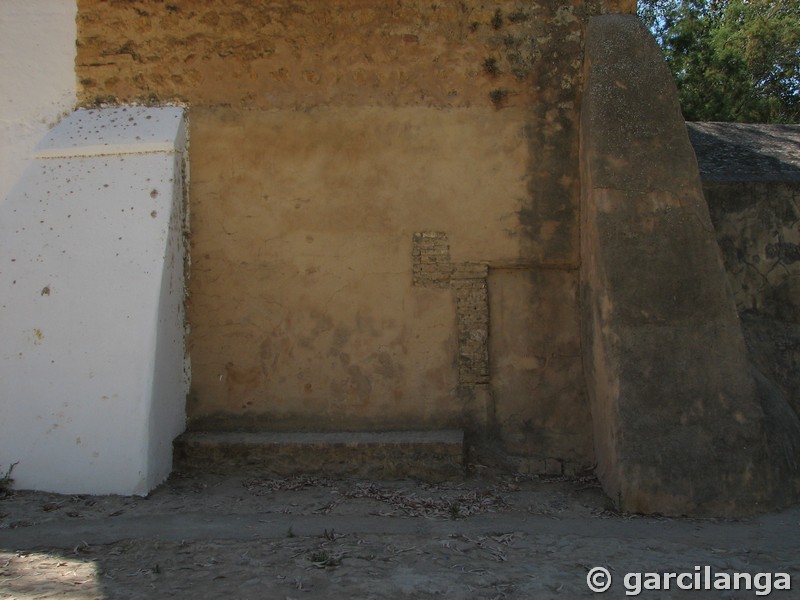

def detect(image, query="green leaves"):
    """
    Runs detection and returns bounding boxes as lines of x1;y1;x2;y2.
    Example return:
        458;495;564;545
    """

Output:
638;0;800;123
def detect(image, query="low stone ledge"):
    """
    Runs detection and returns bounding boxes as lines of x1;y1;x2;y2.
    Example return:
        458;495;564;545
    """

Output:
174;430;466;482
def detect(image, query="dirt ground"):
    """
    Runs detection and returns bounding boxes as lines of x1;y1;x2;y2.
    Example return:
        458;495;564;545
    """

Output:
1;471;799;599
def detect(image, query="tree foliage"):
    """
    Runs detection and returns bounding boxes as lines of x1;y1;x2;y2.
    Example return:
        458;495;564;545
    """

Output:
638;0;800;123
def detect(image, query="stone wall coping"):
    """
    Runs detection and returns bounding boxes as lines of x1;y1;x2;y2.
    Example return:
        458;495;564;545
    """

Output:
34;106;185;159
688;122;800;183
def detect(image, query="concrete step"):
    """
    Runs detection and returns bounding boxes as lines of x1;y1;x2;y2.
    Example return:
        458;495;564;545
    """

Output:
173;430;466;481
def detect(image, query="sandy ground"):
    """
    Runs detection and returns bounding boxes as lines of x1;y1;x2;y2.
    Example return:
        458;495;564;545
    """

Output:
1;472;799;599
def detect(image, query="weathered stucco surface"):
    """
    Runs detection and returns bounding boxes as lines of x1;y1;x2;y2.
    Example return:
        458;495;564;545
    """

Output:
75;0;632;472
186;105;531;431
489;268;592;473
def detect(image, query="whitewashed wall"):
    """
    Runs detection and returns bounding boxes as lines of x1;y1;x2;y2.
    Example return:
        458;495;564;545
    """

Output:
0;107;188;495
0;0;77;202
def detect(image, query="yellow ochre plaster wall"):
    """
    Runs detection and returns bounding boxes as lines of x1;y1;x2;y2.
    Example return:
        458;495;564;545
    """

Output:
76;0;635;473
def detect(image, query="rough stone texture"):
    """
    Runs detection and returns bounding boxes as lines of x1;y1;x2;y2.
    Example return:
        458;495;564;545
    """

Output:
173;430;465;481
76;0;634;110
580;14;799;516
688;123;800;324
704;181;800;323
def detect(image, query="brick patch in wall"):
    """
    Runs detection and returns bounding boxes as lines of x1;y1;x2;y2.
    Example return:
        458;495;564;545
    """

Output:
412;231;452;288
452;263;490;385
412;232;489;386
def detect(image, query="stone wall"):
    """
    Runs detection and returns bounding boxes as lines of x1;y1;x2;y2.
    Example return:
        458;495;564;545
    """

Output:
581;15;799;516
688;123;800;478
706;181;800;323
687;122;800;325
76;0;634;473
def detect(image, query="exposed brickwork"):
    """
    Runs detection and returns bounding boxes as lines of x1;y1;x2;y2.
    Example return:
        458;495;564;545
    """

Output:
413;233;490;386
451;263;490;385
412;231;452;288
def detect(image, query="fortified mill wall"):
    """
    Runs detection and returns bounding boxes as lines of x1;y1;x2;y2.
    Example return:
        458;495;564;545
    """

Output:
76;0;635;474
62;0;800;516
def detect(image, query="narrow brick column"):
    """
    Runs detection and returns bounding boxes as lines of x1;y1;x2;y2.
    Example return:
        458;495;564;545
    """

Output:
412;233;492;427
